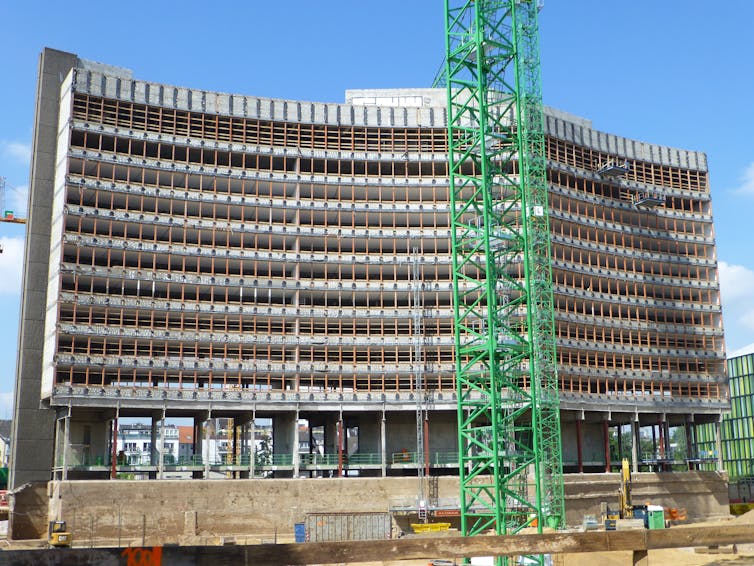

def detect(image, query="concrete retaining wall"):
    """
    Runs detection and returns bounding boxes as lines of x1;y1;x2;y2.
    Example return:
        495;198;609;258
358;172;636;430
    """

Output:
33;472;729;544
563;471;730;523
10;482;50;539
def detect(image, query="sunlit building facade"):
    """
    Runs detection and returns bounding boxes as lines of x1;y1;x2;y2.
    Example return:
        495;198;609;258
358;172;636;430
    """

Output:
11;48;728;487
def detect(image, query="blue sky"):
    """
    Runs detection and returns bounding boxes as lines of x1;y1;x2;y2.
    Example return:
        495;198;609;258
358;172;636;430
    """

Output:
0;1;753;417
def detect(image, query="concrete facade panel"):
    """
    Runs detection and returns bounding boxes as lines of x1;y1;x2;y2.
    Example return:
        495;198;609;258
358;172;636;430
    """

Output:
11;47;78;490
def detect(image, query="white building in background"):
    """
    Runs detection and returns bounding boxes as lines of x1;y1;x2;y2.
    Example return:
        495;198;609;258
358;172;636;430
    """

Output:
0;420;11;469
115;419;272;473
116;423;181;466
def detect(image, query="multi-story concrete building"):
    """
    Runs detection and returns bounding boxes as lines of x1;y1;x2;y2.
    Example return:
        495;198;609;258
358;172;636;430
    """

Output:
10;48;728;488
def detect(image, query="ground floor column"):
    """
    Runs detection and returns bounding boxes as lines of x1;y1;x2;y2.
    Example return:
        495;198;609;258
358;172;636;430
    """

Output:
380;411;387;477
233;412;253;479
324;416;338;476
687;415;697;471
603;420;611;473
158;410;166;480
230;419;237;470
293;410;300;478
272;412;296;478
651;423;657;470
576;419;583;473
192;413;207;479
337;416;344;478
150;417;158;472
54;408;71;481
617;424;623;462
110;408;119;479
249;414;256;478
423;416;430;477
62;412;71;481
203;411;212;479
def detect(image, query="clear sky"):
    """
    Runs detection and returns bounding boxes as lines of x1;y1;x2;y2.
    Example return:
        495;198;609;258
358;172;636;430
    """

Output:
0;1;753;417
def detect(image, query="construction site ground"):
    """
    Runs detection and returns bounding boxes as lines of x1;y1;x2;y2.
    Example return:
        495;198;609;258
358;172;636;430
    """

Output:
4;512;754;565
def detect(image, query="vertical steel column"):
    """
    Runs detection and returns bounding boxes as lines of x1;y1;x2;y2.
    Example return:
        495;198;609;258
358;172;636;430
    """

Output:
293;410;300;478
651;423;657;468
158;410;166;480
250;413;256;478
62;405;72;481
631;419;640;473
617;424;624;462
110;408;119;480
444;1;564;556
150;418;158;467
424;418;430;478
193;415;204;475
54;416;63;479
380;412;387;477
337;417;344;478
658;417;665;462
62;413;70;481
232;421;238;471
687;415;697;471
576;419;583;473
412;250;426;503
203;411;212;479
603;420;611;473
513;0;565;528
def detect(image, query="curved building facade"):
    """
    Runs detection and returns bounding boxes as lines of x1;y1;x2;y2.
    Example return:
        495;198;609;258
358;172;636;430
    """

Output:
11;49;727;487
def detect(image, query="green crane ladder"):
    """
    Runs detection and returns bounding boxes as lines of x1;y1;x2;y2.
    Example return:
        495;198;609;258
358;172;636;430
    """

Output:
444;0;565;561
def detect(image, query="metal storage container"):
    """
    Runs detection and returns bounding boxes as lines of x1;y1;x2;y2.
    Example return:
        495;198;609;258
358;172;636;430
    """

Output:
305;512;391;542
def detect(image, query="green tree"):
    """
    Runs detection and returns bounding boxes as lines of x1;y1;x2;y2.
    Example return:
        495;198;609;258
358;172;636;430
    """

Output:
254;433;272;472
670;426;687;457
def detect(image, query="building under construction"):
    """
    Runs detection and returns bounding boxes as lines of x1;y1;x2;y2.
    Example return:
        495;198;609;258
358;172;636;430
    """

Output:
10;48;728;488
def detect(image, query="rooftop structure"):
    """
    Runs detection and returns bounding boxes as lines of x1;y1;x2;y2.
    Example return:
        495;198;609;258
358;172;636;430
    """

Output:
10;48;727;488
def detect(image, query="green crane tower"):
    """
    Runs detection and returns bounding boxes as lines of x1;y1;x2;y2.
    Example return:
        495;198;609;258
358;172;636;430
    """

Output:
444;0;565;559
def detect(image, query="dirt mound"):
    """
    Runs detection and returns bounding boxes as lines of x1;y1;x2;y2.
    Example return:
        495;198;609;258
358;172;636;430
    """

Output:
735;508;754;524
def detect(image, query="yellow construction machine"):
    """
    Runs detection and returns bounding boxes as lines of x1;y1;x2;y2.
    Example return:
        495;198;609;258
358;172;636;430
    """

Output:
618;458;633;519
603;458;666;530
48;520;72;547
602;458;633;529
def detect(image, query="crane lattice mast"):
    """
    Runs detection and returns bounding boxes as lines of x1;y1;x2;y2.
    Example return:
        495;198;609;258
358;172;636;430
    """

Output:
444;0;564;559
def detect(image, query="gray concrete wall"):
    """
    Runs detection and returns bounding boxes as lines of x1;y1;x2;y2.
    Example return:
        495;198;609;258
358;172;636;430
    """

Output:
39;472;729;544
351;413;380;453
428;412;457;453
10;48;78;490
384;412;417;454
561;421;578;465
272;412;295;454
563;471;730;524
581;422;606;466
